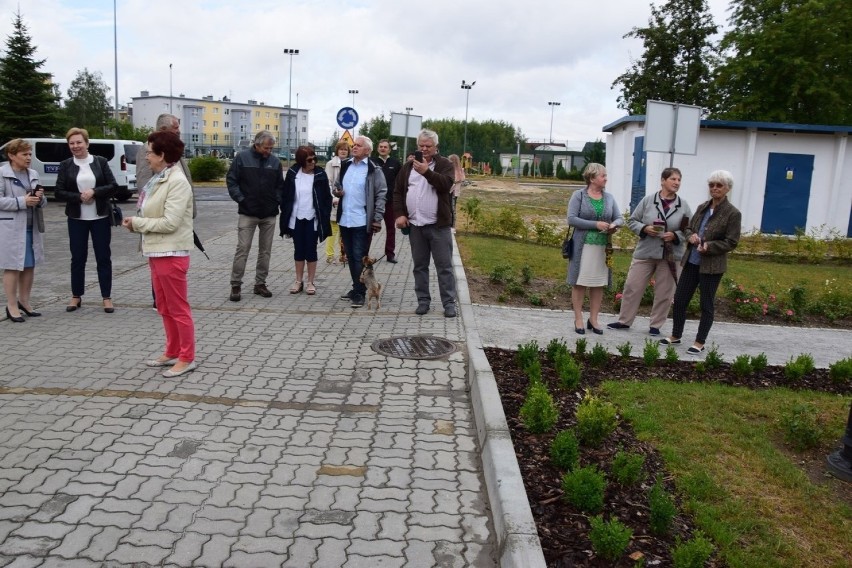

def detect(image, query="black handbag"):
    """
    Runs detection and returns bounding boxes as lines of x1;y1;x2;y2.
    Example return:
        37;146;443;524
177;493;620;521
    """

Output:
562;230;574;259
108;198;123;227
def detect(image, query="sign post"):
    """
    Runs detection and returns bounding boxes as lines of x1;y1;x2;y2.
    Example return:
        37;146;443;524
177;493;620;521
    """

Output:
644;100;702;167
390;111;423;158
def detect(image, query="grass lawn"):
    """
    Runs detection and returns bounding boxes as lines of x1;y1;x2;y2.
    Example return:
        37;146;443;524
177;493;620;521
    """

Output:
604;381;851;568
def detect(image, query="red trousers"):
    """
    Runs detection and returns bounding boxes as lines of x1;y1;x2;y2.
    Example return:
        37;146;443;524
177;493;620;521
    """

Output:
150;256;195;362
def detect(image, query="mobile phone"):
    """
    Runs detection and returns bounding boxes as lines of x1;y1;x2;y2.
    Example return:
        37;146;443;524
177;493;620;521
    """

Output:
414;151;423;162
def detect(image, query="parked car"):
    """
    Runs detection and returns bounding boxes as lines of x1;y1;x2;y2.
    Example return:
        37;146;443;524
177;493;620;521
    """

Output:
0;138;142;202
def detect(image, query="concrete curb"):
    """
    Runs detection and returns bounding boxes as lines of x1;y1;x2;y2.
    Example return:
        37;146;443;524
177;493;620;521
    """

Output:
452;238;547;567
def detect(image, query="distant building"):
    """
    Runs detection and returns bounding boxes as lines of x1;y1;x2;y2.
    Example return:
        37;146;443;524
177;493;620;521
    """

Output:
130;92;309;157
604;116;852;237
499;141;588;177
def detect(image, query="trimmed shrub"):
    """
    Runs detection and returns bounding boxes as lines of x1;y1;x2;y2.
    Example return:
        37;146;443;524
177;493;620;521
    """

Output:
672;531;714;568
589;515;632;562
643;339;660;367
648;481;677;535
554;351;581;390
611;450;645;486
550;429;580;471
188;156;227;181
784;353;815;381
587;343;609;368
575;390;618;446
520;382;559;434
829;356;852;384
562;465;606;513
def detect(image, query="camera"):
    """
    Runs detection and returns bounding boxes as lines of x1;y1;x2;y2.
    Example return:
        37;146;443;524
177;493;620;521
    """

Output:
414;150;423;162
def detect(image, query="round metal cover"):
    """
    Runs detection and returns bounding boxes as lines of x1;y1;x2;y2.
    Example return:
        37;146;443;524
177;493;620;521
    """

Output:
371;335;457;360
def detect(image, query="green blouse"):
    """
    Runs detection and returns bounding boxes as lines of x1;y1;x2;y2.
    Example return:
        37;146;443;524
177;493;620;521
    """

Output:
584;196;608;245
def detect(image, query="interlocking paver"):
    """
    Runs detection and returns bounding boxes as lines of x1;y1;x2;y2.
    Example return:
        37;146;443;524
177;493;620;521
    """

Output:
0;203;499;567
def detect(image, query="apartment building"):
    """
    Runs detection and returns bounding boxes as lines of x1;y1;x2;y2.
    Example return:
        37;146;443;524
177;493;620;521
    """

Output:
130;92;309;157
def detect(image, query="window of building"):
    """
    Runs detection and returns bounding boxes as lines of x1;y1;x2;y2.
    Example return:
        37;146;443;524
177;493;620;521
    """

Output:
213;108;219;114
213;134;218;141
273;125;278;131
191;109;198;116
224;135;230;143
274;113;278;119
224;122;229;128
255;111;260;117
265;124;270;130
203;120;207;127
302;127;307;132
224;109;230;115
213;121;219;128
191;134;199;142
255;123;260;130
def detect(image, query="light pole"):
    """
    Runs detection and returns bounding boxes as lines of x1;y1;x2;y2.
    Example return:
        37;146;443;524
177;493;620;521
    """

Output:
169;64;173;115
548;101;561;144
348;89;359;109
403;107;414;158
113;0;119;124
460;80;475;158
284;48;299;156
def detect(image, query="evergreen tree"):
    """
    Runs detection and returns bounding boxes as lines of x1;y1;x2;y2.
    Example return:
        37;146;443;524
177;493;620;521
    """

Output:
0;12;62;142
612;0;718;115
712;0;852;124
65;68;111;137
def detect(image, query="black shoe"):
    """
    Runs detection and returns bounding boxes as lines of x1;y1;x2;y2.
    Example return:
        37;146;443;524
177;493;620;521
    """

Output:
587;318;603;335
340;290;355;300
575;327;585;335
387;257;398;264
687;345;706;355
5;307;24;323
607;322;630;330
648;327;660;336
229;286;241;302
351;295;365;308
253;284;272;298
659;337;681;345
66;296;82;312
444;305;457;318
415;304;430;315
17;302;41;317
102;298;115;314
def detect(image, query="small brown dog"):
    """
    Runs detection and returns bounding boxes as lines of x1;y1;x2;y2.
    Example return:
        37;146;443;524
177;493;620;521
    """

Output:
359;256;382;311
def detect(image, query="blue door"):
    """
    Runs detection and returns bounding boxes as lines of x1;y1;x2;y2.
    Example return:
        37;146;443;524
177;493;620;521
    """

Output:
760;153;814;234
630;136;646;211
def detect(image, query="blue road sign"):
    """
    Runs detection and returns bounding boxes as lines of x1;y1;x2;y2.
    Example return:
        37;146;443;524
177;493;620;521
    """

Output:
337;107;359;130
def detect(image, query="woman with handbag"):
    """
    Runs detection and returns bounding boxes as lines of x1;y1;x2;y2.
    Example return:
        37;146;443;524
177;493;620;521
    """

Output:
123;131;196;378
0;139;46;322
607;168;692;336
567;163;623;335
54;127;119;313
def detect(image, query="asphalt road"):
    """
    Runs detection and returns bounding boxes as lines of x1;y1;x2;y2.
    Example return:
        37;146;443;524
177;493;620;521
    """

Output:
34;186;236;303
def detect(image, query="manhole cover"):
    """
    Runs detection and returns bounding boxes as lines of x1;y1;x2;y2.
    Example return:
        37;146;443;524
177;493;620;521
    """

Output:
371;335;457;360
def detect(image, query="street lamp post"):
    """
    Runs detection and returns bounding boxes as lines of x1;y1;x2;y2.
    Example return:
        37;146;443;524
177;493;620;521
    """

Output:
460;80;475;159
284;48;299;158
403;106;414;158
348;89;359;109
113;0;119;123
169;64;173;115
548;101;561;144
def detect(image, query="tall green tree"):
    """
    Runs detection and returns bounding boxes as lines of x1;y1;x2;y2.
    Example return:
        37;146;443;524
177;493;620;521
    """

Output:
712;0;852;124
65;68;111;137
105;118;151;142
0;11;62;142
612;0;718;115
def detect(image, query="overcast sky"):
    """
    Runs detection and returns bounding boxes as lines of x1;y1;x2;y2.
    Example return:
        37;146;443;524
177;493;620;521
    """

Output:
1;0;733;147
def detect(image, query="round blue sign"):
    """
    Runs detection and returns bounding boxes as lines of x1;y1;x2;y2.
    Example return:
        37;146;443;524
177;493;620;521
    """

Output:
337;107;359;129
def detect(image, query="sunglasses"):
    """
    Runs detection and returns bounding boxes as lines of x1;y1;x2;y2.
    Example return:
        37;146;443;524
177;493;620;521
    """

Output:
708;182;725;188
306;157;317;163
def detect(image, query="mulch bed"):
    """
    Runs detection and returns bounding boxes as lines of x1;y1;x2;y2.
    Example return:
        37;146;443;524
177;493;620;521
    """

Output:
486;346;850;567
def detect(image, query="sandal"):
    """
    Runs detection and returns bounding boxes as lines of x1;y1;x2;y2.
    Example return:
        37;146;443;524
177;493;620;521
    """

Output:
289;282;304;294
306;283;316;295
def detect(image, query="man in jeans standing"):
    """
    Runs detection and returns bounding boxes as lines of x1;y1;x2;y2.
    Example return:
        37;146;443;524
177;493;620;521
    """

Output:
226;131;284;301
394;129;457;317
332;135;386;308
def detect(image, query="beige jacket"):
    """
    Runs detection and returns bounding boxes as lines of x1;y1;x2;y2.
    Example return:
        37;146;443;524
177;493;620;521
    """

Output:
132;166;194;254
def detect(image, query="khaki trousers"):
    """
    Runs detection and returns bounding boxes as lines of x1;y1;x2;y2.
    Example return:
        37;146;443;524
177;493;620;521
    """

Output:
615;257;680;329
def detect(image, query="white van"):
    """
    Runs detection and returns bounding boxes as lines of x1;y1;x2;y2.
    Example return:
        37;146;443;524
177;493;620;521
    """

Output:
0;138;142;202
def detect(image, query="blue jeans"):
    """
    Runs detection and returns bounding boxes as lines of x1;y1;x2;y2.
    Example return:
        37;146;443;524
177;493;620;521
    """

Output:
68;216;112;298
339;225;369;296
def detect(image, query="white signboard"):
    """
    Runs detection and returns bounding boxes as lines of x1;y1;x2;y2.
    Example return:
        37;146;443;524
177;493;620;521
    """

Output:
390;112;423;138
644;100;702;155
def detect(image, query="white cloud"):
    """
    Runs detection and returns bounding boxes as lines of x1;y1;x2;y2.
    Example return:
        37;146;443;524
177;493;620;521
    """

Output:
0;0;733;148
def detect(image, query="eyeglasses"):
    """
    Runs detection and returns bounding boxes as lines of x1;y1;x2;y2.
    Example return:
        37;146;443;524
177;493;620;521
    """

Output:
306;157;317;163
708;182;726;188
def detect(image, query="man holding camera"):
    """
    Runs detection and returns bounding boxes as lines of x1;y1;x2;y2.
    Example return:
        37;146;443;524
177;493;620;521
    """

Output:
393;129;457;317
333;135;386;308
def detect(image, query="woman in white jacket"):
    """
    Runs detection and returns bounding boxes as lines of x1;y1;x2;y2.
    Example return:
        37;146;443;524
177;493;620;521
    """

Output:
123;131;196;378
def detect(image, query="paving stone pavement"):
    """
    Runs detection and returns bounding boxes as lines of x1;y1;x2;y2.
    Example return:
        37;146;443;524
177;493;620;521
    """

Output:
0;216;501;567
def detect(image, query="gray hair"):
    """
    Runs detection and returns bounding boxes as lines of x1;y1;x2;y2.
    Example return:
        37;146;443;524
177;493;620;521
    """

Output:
155;113;179;131
417;129;439;146
582;162;606;184
707;170;734;191
355;136;373;151
254;130;276;147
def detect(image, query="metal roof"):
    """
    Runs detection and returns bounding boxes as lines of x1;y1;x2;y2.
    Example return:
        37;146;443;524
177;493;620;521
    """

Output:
602;115;852;135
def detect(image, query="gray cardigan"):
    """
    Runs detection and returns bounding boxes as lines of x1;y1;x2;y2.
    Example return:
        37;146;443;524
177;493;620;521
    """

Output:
566;188;623;286
627;191;692;261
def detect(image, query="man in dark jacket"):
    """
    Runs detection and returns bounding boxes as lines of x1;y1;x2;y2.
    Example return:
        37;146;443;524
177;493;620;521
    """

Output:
226;131;284;301
394;129;457;317
375;139;401;262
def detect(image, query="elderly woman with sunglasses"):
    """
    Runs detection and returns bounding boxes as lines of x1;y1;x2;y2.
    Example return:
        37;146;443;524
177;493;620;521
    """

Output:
279;145;332;296
660;170;741;355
